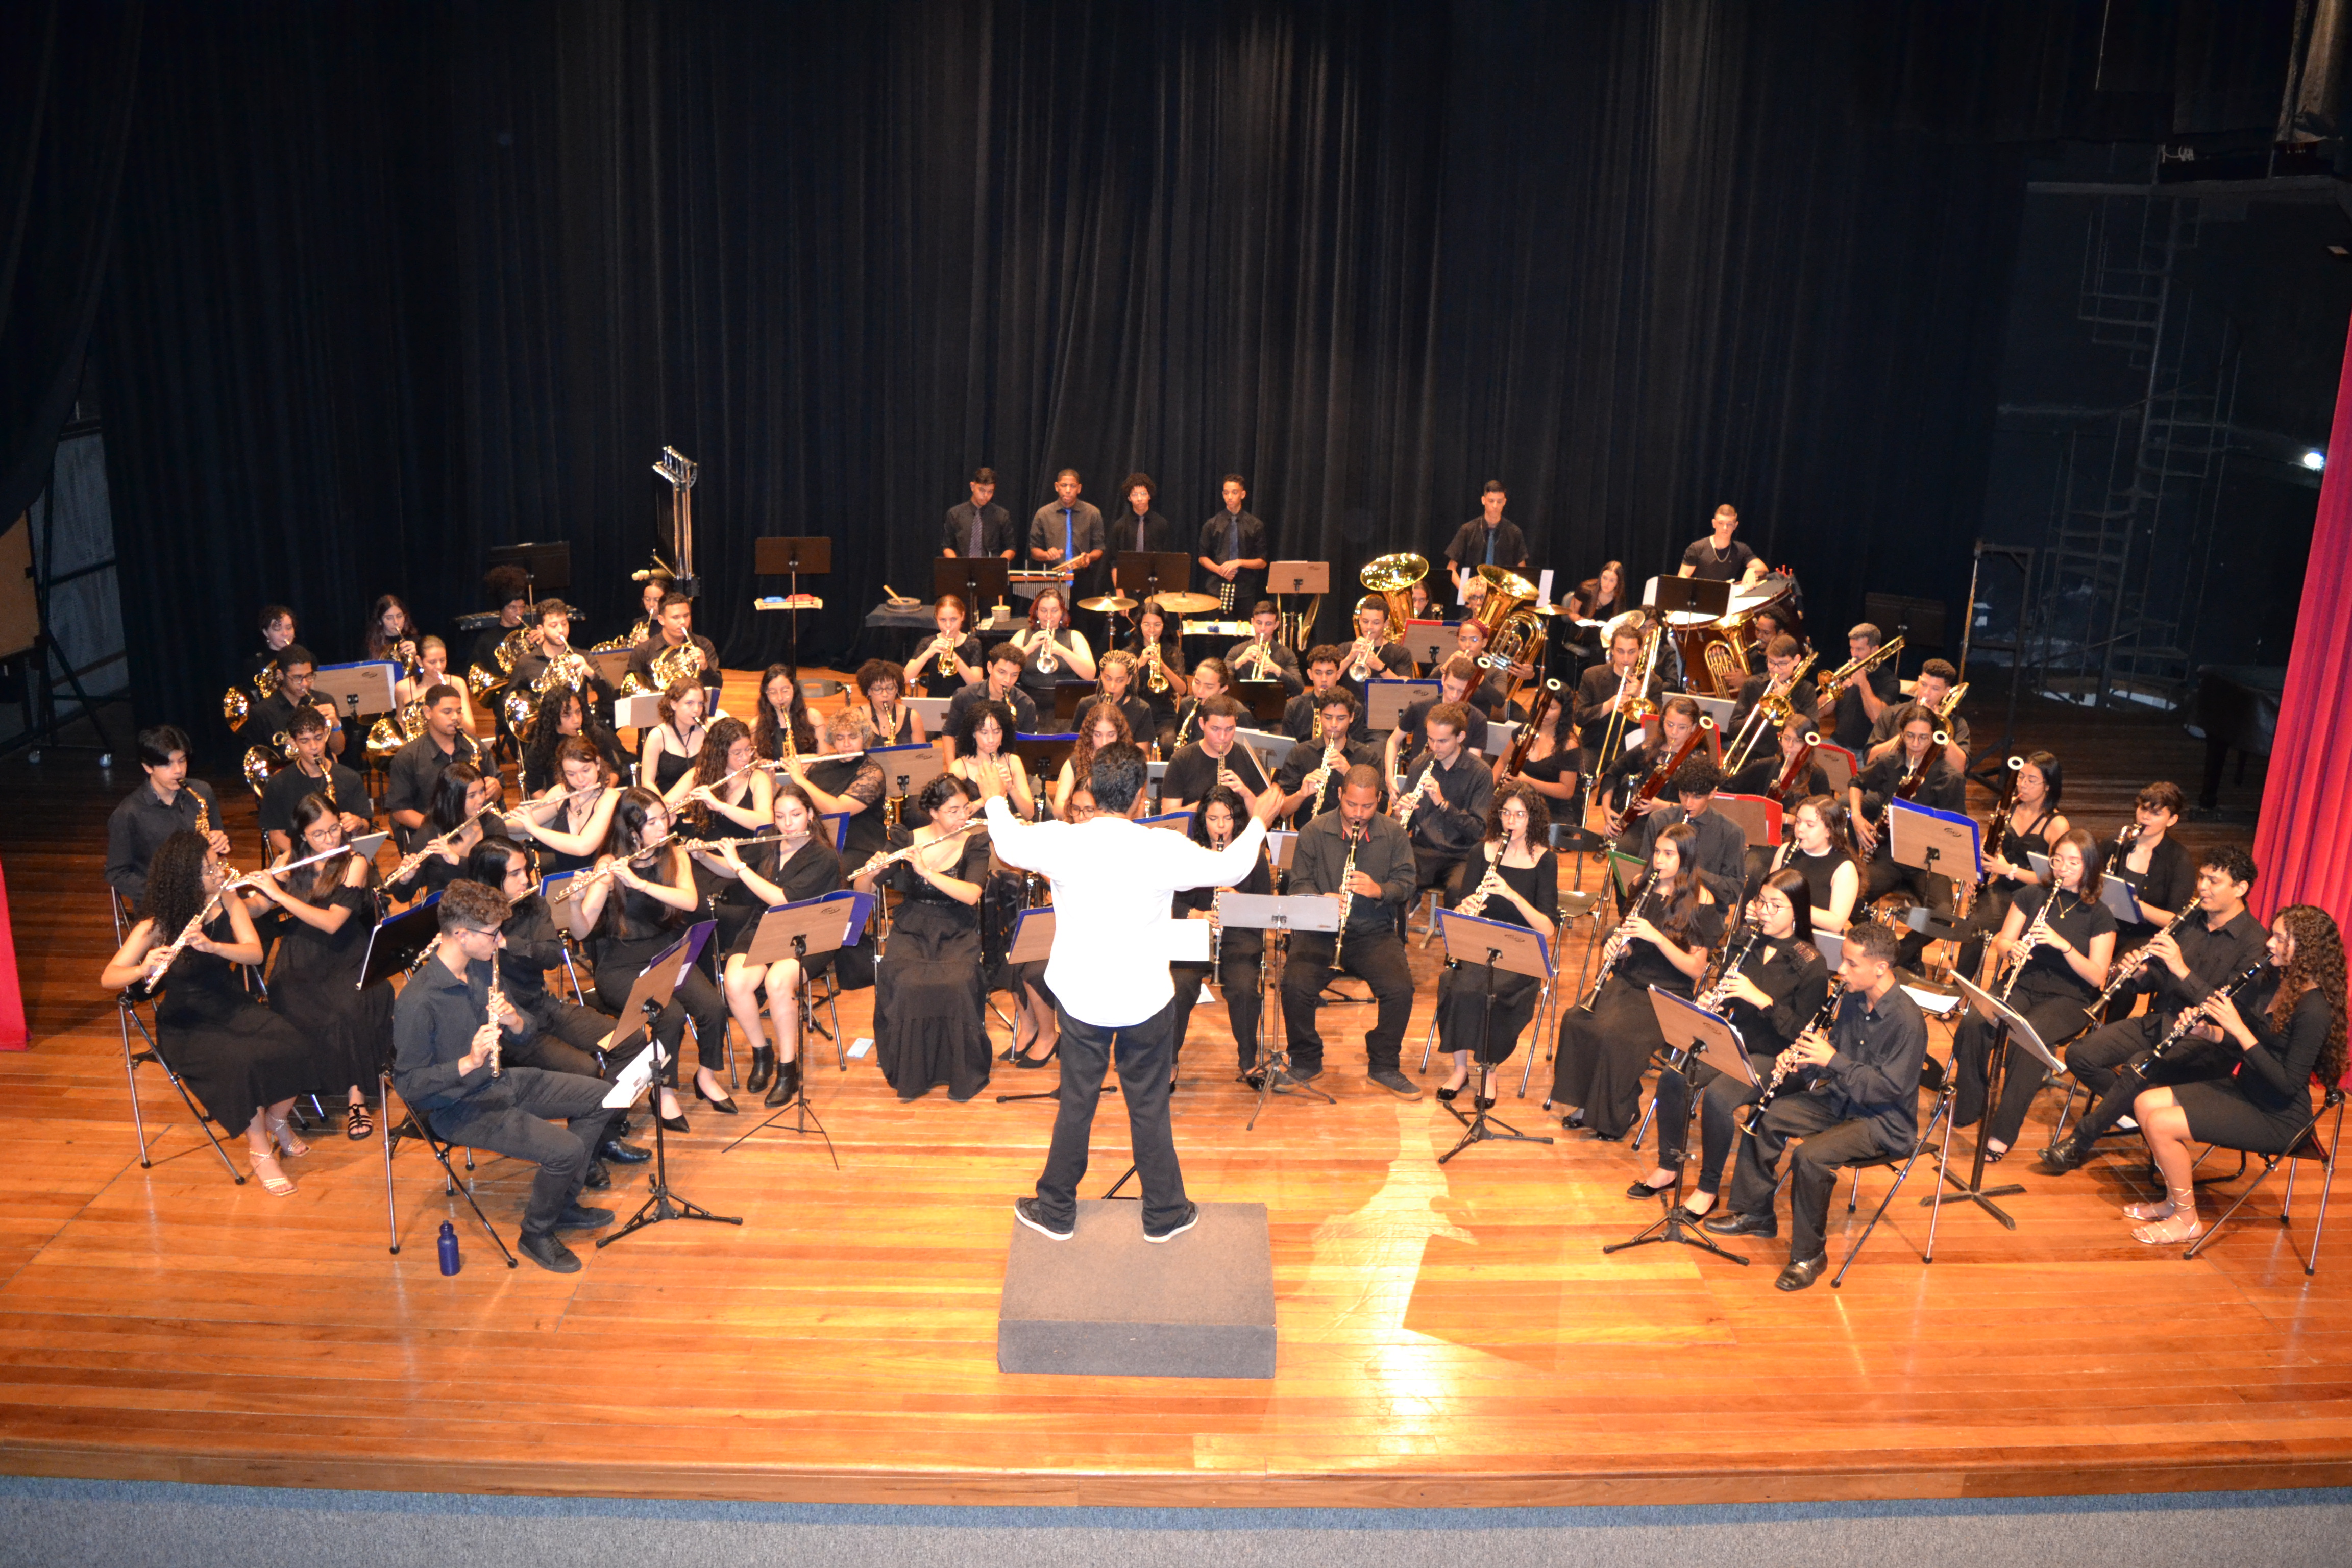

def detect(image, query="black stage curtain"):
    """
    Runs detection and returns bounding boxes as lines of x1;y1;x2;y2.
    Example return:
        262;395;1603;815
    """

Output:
0;2;141;532
86;1;2292;745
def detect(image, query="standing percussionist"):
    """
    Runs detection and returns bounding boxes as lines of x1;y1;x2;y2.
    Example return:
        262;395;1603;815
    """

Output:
941;467;1016;559
1677;503;1768;587
1197;474;1270;612
988;742;1276;1245
393;879;618;1273
1279;767;1422;1099
1703;921;1924;1291
1443;480;1530;596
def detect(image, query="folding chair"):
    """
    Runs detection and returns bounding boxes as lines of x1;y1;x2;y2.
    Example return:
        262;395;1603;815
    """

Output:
112;888;246;1185
2183;1075;2346;1273
1831;1068;1957;1286
381;1070;519;1268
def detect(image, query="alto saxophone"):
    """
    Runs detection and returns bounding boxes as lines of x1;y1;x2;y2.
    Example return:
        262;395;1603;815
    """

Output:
1331;828;1363;967
193;793;211;839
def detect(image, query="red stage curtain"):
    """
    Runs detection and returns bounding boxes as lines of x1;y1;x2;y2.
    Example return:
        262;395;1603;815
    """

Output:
2250;318;2352;923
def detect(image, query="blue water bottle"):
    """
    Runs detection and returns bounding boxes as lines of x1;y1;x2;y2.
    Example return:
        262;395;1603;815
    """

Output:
437;1220;460;1276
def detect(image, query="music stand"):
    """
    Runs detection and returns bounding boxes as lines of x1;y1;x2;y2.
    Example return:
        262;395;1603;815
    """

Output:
1888;798;1979;943
1603;988;1749;1263
1267;560;1329;650
312;660;399;723
1114;550;1194;608
1219;891;1340;1128
994;908;1072;1105
755;536;832;678
1234;682;1288;726
488;541;572;598
1919;975;2061;1234
1430;910;1554;1163
1010;733;1078;785
1403;621;1454;669
588;648;634;689
869;741;944;814
1364;679;1436;731
934;556;1010;619
721;891;875;1165
1649;576;1731;621
359;895;443;989
597;921;745;1247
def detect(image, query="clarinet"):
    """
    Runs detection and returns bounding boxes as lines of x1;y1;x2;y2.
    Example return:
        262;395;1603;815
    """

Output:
2091;898;2199;1010
1210;884;1225;969
1331;828;1363;968
1579;877;1658;1010
1996;890;2061;1002
2134;961;2272;1077
1452;850;1508;919
1698;921;1760;1013
1750;980;1846;1123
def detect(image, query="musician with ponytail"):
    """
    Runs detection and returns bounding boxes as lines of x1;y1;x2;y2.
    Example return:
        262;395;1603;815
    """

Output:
1430;782;1559;1106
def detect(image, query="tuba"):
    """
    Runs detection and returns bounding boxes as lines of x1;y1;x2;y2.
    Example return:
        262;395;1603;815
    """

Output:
1471;565;1547;694
1360;553;1428;645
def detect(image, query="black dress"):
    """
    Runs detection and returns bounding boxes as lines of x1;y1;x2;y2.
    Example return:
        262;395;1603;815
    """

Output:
680;784;764;955
1953;883;2116;1146
1955;803;2059;976
586;860;729;1077
1551;888;1725;1138
2174;984;2331;1152
1435;851;1561;1065
1166;853;1274;1072
264;878;394;1094
871;828;994;1101
649;728;699;794
722;836;876;989
529;791;609;876
152;916;318;1135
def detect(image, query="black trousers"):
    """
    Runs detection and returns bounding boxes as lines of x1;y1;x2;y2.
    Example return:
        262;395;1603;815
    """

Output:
1651;1051;1777;1192
509;996;620;1080
1279;928;1414;1072
1727;1090;1892;1263
2062;1016;2235;1146
1952;994;2089;1146
593;962;728;1083
1863;853;1953;969
1168;951;1267;1072
427;1067;616;1239
1033;996;1188;1235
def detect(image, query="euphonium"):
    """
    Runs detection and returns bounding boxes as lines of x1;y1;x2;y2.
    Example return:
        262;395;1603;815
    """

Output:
1360;553;1427;644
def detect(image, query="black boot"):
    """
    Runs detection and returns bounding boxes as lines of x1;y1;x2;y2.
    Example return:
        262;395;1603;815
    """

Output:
765;1055;803;1109
745;1046;776;1096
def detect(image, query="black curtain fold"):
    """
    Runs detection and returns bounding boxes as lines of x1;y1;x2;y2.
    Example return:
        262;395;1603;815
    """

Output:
86;0;2296;750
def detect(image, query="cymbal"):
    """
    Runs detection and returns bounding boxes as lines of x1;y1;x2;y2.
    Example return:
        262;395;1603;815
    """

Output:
1077;594;1137;614
1149;591;1220;615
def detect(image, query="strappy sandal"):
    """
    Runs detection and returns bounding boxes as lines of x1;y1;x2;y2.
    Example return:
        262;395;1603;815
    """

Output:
345;1104;373;1141
266;1115;309;1159
250;1149;297;1196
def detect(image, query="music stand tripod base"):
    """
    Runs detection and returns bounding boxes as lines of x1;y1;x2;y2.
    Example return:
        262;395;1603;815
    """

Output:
596;922;744;1246
1602;987;1750;1263
1918;975;2049;1232
719;898;866;1168
1220;895;1341;1130
1431;917;1555;1162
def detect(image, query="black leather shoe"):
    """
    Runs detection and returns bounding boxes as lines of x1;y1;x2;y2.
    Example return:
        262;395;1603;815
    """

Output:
1238;1069;1266;1089
554;1203;614;1231
520;1232;582;1273
658;1110;690;1135
1774;1253;1828;1292
694;1079;739;1114
1435;1083;1463;1104
1702;1210;1778;1239
599;1137;650;1165
1013;1041;1058;1069
2037;1138;2089;1175
765;1056;802;1109
745;1046;776;1096
581;1161;611;1191
1626;1177;1677;1201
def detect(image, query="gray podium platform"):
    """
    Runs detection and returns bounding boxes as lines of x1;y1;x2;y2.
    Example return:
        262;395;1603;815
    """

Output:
997;1200;1275;1378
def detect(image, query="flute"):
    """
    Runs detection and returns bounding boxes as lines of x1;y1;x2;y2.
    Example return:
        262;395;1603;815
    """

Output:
855;821;985;877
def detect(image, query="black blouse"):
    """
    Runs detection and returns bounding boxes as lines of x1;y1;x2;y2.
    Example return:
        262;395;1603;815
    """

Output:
2006;884;2117;1004
2234;983;2334;1115
2106;831;2196;929
1788;845;1854;920
1718;939;1831;1057
1442;849;1560;936
1615;885;1725;998
1172;851;1275;958
912;634;983;698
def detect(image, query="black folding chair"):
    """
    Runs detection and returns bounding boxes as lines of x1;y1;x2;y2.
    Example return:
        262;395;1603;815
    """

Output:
381;1070;519;1268
2183;1077;2346;1274
1831;1069;1958;1288
111;889;246;1185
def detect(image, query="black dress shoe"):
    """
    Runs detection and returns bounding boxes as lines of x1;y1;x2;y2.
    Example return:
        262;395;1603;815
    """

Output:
1013;1041;1059;1069
1626;1177;1677;1201
1702;1209;1778;1239
1435;1083;1463;1104
694;1080;739;1114
1287;1061;1324;1083
1774;1253;1828;1292
519;1232;582;1273
1238;1069;1266;1089
1473;1093;1497;1111
765;1057;803;1109
745;1046;776;1096
2037;1138;2088;1175
658;1110;690;1134
555;1203;614;1230
582;1161;611;1191
599;1137;650;1165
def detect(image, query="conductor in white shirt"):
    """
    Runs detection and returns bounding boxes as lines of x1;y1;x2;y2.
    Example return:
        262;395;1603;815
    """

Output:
986;740;1279;1244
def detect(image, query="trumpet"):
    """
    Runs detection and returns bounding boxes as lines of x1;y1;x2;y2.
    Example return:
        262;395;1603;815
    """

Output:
1344;636;1379;683
1239;640;1279;682
1141;641;1173;695
1035;631;1058;676
926;633;961;681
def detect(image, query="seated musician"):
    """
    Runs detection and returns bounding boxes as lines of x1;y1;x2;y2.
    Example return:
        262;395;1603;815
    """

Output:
636;678;707;799
1274;687;1372;828
2100;781;2198;960
1779;795;1861;934
1575;617;1663;780
466;566;531;685
941;466;1016;559
853;775;995;1101
1634;758;1746;906
1337;595;1413;714
1277;767;1421;1099
912;594;986;698
624;571;670;648
625;592;723;704
1727;634;1819;739
853;658;923;746
251;645;349;761
507;738;621;875
1951;829;2116;1162
2041;846;2264;1173
792;708;889;868
1442;480;1530;596
364;594;424;679
1728;715;1829;804
384;685;480;855
1224;600;1302;697
1596;694;1702;843
1865;656;1968;775
1744;605;1796;665
1432;782;1558;1106
393;878;618;1274
751;664;819;762
246;604;298;693
667;719;772;953
1676;502;1768;587
1091;651;1156;750
1632;867;1831;1209
1823;621;1900;753
1166;786;1276;1085
1397;701;1498;921
700;780;855;1111
387;762;498;904
1169;657;1234;754
1952;750;2068;979
505;599;614;714
944;641;1039;736
2117;905;2346;1246
1551;822;1723;1139
1563;560;1629;675
1123;599;1186;747
1051;699;1132;821
1162;695;1272;817
1703;921;1924;1290
1197;474;1269;610
520;685;625;796
1447;619;1516;719
1281;646;1344;742
1384;655;1492;779
258;706;368;859
1490;690;1578;813
1849;702;1965;965
947;699;1037;821
1010;585;1097;697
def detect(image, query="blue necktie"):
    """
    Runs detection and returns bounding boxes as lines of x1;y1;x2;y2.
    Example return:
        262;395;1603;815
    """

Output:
1063;508;1074;564
1484;527;1497;566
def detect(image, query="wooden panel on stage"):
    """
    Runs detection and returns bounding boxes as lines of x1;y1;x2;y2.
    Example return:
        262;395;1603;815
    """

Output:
0;673;2338;1508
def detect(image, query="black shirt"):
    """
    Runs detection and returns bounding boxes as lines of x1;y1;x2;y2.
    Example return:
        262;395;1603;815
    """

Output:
1729;753;1830;804
1829;661;1902;752
384;732;480;852
1443;518;1529;573
496;894;578;1028
910;633;984;698
942;500;1016;558
1719;938;1832;1059
1162;741;1273;810
1399;750;1494;857
944;681;1038;737
2233;981;2332;1116
1680;535;1757;583
391;953;531;1114
2104;831;2197;932
1729;671;1819;734
1197;511;1270;608
2006;884;2118;1005
257;760;366;839
1223;639;1303;697
1290;813;1417;936
624;632;723;699
1803;984;1927;1155
1280;689;1338;743
1276;736;1373;825
1854;749;1965;834
1636;804;1748;903
1108;508;1182;557
1574;662;1664;752
2139;907;2268;1020
105;780;225;909
1395;695;1491;762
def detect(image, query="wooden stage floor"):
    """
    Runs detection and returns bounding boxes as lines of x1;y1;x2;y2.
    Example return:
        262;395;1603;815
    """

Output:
0;672;2341;1509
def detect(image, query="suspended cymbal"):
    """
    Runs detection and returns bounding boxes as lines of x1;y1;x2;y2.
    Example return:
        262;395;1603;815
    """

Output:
1149;591;1220;615
1077;594;1138;614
